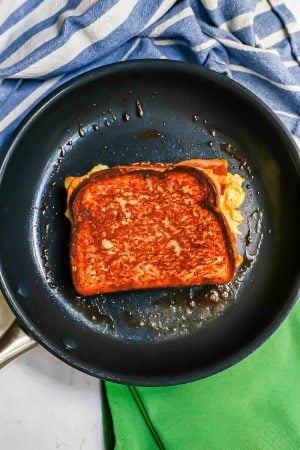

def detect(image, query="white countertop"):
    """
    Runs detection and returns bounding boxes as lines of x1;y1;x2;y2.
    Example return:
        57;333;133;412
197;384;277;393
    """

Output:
0;2;299;449
0;295;104;450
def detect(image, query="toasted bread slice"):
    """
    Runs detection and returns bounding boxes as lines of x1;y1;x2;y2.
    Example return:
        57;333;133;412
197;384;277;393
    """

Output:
66;159;245;236
69;164;242;295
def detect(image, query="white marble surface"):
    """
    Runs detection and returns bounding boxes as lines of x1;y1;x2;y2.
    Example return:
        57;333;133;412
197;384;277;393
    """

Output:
0;2;299;449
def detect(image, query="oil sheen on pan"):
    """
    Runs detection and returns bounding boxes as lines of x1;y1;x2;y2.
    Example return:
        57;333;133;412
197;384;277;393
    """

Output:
39;109;262;342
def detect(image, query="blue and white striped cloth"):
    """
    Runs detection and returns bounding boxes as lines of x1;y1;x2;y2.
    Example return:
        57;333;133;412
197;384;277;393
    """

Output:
0;0;300;149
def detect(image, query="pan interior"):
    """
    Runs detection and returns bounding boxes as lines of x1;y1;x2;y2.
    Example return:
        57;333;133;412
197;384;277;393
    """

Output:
34;111;261;343
0;61;299;384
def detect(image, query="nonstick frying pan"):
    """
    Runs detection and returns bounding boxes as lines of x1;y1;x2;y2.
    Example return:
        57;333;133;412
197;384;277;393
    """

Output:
0;60;299;386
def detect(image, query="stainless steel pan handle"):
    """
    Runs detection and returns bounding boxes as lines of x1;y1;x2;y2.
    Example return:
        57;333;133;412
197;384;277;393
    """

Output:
0;320;37;368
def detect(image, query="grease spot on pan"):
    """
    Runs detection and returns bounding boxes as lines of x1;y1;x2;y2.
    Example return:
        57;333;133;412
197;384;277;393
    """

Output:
17;282;29;298
62;336;77;349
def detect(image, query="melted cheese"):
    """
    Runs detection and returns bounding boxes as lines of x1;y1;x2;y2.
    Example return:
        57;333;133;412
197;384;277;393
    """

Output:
221;172;245;236
65;164;108;221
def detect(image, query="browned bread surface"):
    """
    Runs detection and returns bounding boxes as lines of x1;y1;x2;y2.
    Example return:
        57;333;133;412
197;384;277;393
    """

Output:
70;166;236;295
66;159;228;208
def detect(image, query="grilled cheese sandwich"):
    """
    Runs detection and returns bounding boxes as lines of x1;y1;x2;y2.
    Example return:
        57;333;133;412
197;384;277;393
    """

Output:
65;159;245;295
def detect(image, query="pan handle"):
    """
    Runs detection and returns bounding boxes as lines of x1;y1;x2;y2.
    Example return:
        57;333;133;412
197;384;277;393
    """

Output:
0;320;37;368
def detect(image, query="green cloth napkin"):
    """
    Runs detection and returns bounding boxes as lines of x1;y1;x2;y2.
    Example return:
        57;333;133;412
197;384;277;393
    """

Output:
104;301;300;450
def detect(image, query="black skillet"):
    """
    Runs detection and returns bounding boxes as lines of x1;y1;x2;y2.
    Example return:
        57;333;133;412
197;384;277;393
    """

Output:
0;60;299;386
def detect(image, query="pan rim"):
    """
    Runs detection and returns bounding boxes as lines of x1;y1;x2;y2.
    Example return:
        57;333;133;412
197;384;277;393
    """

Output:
0;59;299;386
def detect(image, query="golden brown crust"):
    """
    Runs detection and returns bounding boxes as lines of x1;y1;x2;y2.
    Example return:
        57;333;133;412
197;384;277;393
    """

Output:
67;160;228;220
70;165;238;296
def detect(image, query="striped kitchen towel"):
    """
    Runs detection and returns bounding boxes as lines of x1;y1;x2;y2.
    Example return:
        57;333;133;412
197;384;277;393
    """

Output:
0;0;299;149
